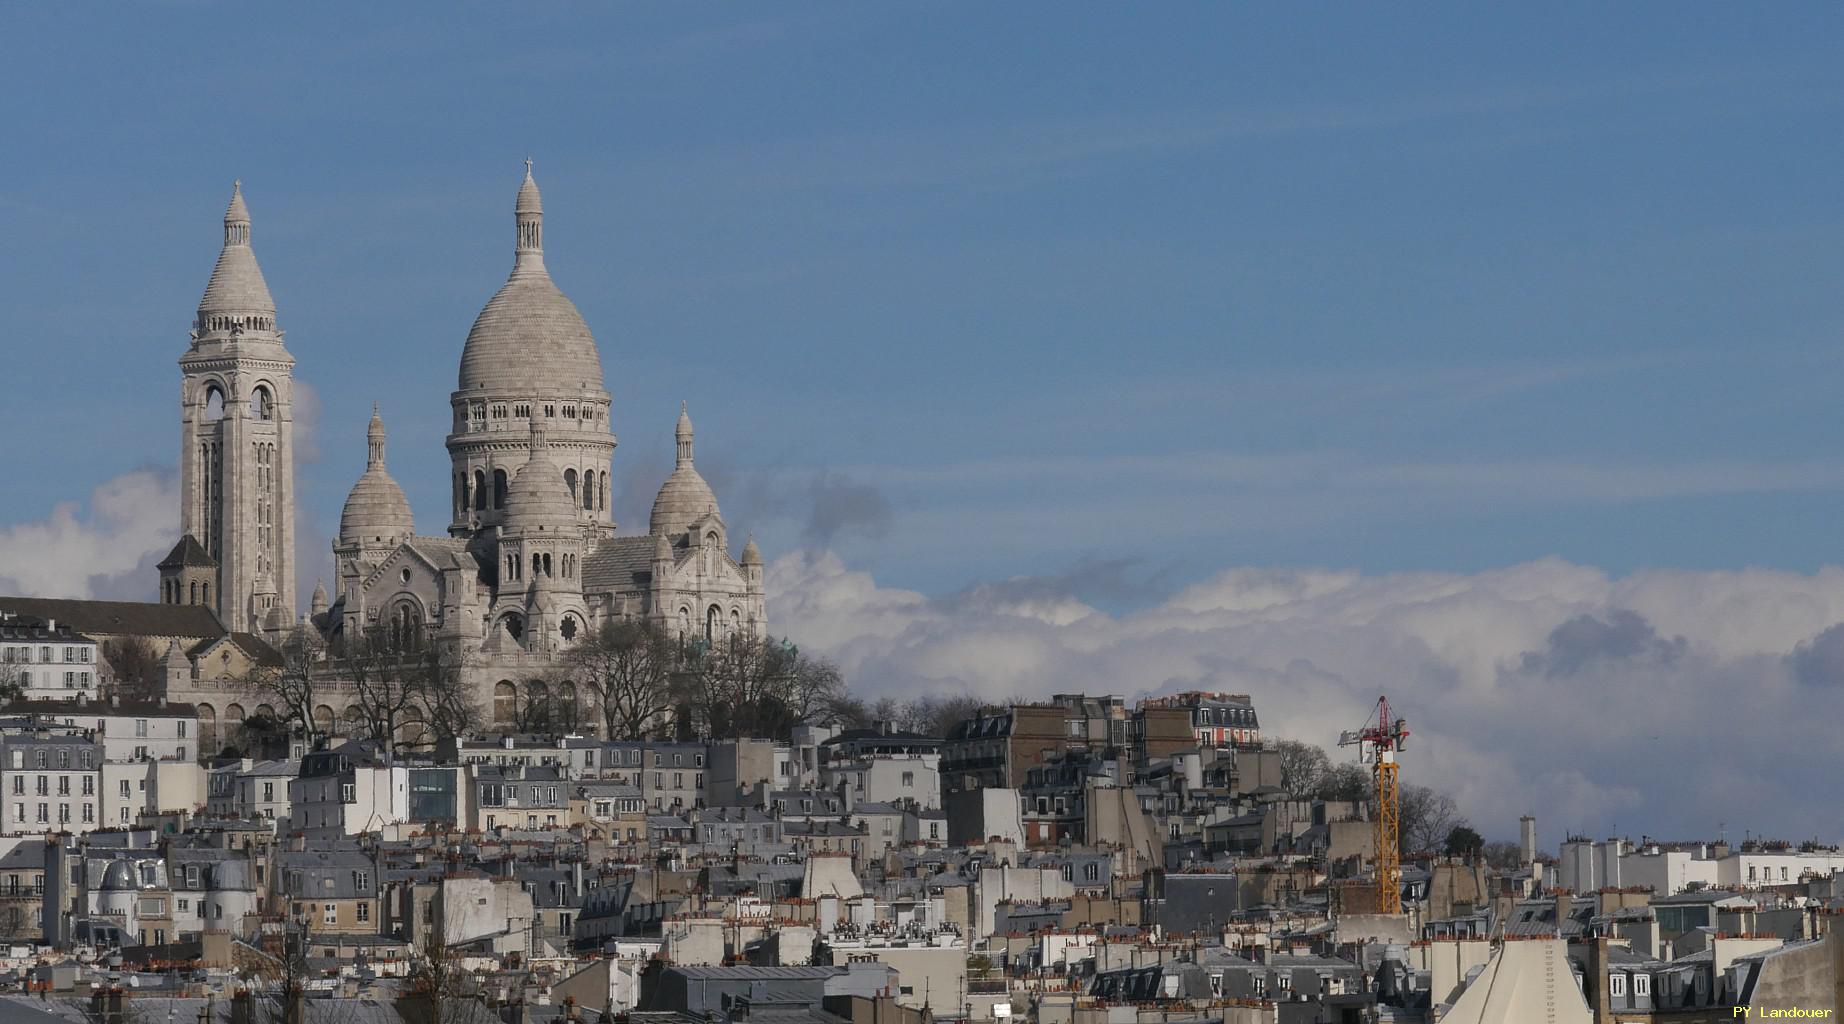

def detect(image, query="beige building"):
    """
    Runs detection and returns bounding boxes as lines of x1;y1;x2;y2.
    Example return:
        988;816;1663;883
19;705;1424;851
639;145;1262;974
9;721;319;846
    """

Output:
316;166;768;730
135;166;772;739
162;183;298;637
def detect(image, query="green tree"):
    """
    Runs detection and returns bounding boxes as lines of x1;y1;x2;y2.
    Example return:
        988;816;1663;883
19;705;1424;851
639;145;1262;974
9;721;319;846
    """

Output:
1444;825;1485;859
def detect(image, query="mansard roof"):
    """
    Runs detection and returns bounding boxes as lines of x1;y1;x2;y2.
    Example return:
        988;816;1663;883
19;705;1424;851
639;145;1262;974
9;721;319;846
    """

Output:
0;597;224;641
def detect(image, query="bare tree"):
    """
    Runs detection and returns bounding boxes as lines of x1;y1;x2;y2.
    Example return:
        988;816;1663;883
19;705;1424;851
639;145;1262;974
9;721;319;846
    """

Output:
336;627;426;756
1481;840;1524;870
0;662;23;703
400;886;478;1024
1313;762;1373;803
569;620;675;739
99;637;161;701
899;693;988;737
246;630;330;747
1274;739;1333;799
1399;783;1465;856
679;634;849;740
412;644;480;750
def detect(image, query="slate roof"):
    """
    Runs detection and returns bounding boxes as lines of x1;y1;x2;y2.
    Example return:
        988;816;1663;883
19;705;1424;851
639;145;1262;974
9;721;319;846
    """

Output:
0;598;224;640
582;536;660;594
189;631;283;668
157;535;217;569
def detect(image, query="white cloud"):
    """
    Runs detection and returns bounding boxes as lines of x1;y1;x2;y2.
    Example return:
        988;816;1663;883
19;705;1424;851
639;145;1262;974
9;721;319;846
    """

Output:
768;551;1844;843
0;468;178;601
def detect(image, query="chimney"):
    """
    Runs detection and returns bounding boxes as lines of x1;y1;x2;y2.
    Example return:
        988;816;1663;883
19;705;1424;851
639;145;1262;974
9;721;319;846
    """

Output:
1554;890;1572;938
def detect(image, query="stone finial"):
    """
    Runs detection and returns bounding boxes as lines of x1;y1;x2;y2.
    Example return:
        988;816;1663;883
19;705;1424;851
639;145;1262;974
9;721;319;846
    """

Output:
367;405;387;469
224;181;251;244
741;535;762;566
675;402;694;468
515;160;543;259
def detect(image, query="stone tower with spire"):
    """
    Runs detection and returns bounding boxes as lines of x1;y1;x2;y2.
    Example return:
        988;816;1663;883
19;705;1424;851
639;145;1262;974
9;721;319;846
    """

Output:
173;182;297;637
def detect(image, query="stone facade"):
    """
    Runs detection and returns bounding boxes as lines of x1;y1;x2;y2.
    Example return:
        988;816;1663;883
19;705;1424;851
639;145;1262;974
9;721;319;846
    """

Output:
166;183;297;636
148;166;770;740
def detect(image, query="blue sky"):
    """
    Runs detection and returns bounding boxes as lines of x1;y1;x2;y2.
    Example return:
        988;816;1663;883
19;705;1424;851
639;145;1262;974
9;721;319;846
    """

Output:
3;5;1844;837
3;5;1841;600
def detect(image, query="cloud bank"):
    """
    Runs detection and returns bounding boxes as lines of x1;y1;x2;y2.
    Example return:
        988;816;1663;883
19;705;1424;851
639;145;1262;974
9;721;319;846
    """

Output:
0;468;179;601
769;551;1844;843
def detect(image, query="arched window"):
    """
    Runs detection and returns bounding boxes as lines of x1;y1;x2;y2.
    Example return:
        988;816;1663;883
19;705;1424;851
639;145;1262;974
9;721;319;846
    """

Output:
197;704;217;754
565;469;578;501
526;679;552;732
251;386;273;420
600;474;608;511
313;705;335;737
457;473;469;516
706;605;720;643
189;581;198;604
542;553;552;577
532;553;542;577
204;385;226;421
584;471;596;511
202;582;209;606
390;602;420;650
560;614;579;642
399;708;430;749
493;469;508;509
474;469;488;512
557;681;579;726
679;607;691;638
493;682;517;728
731;608;741;635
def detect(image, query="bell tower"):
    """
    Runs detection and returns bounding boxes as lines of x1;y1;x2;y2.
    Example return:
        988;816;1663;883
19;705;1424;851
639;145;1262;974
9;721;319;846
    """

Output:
177;182;297;635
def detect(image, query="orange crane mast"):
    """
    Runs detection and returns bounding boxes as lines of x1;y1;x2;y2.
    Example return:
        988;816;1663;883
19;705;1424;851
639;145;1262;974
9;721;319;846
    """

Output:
1339;695;1410;914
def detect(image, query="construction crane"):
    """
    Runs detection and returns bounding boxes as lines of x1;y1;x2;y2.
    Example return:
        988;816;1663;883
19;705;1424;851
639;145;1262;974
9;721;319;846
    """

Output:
1339;695;1410;914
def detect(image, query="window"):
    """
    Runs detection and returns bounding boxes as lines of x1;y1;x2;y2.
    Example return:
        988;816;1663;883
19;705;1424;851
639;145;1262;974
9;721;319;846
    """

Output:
82;777;92;796
178;722;187;738
119;780;130;797
902;772;915;787
264;782;274;801
323;904;337;925
341;783;355;802
1634;974;1650;997
135;720;148;738
82;803;93;823
1610;974;1626;998
357;903;370;923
